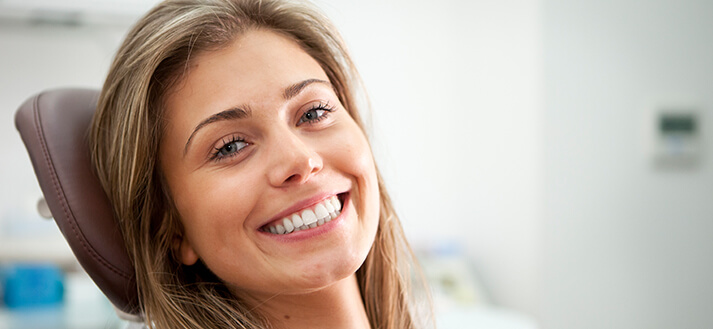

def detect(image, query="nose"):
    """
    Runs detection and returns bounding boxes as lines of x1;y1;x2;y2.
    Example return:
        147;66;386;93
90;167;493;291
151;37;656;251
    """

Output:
267;131;323;186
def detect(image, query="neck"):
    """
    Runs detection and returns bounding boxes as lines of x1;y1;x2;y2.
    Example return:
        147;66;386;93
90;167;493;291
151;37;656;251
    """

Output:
248;274;370;329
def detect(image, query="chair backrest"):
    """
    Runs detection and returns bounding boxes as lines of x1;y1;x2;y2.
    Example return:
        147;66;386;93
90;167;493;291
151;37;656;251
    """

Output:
14;88;139;316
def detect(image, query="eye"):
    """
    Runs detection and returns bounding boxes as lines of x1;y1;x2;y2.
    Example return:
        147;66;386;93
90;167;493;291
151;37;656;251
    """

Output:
211;136;249;162
298;102;335;125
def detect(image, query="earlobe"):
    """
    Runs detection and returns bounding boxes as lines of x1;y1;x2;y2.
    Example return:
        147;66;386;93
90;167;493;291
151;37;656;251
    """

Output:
174;235;199;266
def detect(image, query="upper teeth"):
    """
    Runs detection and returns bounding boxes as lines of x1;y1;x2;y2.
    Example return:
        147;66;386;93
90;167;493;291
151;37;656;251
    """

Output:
266;196;342;235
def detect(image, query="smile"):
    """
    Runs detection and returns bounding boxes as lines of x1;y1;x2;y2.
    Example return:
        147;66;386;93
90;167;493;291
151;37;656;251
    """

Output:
262;194;344;235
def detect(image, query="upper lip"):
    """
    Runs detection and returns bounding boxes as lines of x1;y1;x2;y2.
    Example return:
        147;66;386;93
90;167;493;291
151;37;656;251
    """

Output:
259;190;347;229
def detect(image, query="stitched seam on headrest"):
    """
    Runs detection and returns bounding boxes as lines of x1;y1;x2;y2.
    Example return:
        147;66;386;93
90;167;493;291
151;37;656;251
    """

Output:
33;92;132;281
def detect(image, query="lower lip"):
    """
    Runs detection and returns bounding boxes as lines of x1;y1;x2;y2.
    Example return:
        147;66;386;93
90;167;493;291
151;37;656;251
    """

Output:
258;194;350;242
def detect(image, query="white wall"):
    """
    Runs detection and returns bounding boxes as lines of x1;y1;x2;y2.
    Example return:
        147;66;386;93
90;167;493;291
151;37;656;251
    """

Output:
543;0;713;328
0;0;544;323
319;0;543;317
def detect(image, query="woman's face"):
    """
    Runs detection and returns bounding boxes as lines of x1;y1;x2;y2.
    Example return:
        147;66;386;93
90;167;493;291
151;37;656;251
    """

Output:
159;29;380;298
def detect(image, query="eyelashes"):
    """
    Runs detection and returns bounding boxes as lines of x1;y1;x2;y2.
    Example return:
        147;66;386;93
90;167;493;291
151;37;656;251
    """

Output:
298;101;335;126
210;135;249;162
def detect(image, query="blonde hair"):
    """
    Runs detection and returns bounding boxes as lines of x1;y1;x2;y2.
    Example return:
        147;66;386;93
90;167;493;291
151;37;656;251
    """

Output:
90;0;430;328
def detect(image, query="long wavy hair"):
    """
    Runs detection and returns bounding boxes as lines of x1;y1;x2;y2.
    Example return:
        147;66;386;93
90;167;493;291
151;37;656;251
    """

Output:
90;0;430;328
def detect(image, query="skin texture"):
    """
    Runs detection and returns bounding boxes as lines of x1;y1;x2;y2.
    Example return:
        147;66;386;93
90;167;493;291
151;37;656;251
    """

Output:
159;29;379;328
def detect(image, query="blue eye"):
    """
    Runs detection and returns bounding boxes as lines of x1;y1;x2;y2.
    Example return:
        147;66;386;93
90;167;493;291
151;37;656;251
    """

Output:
298;102;334;125
211;136;248;161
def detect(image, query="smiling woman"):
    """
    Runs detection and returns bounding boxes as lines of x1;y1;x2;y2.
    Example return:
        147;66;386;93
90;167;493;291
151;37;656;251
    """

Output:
163;28;380;305
88;0;430;328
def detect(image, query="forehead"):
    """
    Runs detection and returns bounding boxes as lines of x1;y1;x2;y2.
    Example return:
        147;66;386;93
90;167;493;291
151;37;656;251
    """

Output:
164;28;330;124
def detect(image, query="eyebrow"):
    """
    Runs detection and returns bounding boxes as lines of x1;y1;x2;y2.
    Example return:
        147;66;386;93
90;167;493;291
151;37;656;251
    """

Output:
182;78;332;156
283;78;331;100
183;107;251;156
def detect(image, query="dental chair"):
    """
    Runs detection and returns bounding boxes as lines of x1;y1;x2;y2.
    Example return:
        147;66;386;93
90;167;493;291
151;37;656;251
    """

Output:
15;88;144;328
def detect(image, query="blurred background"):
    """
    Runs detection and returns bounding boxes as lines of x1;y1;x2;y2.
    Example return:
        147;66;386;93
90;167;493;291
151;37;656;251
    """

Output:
1;0;712;328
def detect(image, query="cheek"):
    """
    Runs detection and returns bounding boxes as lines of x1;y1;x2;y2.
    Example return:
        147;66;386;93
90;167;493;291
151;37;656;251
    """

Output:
328;122;375;176
330;125;380;218
168;169;260;248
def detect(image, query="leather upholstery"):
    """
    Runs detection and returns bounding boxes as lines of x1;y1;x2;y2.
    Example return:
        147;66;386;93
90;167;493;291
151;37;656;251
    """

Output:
15;88;139;315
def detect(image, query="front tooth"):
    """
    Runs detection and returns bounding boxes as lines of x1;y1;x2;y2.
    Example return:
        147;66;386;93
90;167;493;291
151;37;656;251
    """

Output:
283;218;294;233
276;224;286;234
291;214;304;228
331;196;342;211
314;204;329;220
301;209;317;225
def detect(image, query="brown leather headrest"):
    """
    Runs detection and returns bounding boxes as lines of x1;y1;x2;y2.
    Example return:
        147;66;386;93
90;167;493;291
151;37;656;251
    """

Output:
15;88;139;315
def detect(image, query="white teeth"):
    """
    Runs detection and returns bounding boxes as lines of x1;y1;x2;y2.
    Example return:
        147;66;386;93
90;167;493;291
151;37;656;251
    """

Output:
283;218;294;233
314;204;329;220
264;195;344;235
324;200;335;213
291;214;304;228
325;196;340;222
301;209;317;225
331;196;342;211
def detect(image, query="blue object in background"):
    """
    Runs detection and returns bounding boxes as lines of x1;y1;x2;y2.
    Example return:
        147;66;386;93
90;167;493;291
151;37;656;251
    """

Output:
1;264;64;308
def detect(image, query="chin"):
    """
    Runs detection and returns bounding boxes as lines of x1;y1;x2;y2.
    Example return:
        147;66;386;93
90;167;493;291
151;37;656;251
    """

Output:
293;231;374;292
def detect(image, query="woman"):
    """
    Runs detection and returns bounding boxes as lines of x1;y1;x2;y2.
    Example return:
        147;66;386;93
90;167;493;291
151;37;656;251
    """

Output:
90;0;431;328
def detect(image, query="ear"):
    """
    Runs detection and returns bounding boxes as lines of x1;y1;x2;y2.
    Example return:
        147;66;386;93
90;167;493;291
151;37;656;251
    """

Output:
173;234;199;266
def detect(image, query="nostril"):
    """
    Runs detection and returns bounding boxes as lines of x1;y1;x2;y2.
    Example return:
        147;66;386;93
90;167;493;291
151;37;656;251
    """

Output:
284;174;300;183
271;153;321;186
